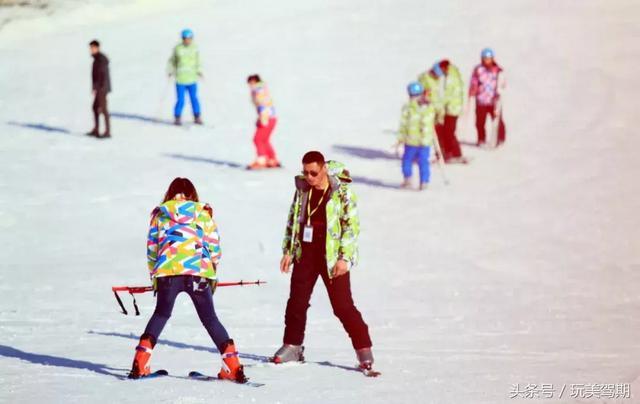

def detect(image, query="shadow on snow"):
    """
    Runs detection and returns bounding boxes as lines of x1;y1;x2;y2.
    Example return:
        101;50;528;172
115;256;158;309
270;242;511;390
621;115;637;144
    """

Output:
88;331;366;373
88;330;269;363
110;112;174;126
6;121;73;135
351;175;399;190
0;344;127;379
333;144;398;161
164;153;245;169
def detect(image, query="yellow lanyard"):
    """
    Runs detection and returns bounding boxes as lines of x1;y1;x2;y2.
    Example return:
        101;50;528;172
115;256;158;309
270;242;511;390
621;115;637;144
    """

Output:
307;185;328;226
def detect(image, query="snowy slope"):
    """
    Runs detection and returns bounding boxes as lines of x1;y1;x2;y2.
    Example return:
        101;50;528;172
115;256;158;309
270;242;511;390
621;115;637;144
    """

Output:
1;0;639;403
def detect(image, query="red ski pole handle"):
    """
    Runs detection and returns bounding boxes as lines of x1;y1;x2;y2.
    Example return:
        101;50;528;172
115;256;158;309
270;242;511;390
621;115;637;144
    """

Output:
112;286;153;294
112;281;266;293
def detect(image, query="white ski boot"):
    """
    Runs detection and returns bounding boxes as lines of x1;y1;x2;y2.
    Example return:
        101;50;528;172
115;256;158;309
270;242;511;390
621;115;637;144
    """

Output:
271;344;304;364
356;347;381;377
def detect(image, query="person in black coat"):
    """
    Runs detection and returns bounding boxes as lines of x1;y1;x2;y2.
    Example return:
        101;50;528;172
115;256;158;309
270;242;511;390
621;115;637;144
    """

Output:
88;40;111;138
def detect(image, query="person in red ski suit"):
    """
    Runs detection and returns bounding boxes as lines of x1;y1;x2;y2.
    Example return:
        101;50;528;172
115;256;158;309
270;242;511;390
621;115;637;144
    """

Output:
247;74;280;169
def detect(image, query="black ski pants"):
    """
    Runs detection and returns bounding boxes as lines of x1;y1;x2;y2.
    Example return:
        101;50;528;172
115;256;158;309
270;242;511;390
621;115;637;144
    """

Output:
283;246;372;350
92;89;110;134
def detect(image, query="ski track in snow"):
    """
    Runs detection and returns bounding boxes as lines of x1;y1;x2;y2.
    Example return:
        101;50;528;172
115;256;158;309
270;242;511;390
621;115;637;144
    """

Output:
1;0;639;403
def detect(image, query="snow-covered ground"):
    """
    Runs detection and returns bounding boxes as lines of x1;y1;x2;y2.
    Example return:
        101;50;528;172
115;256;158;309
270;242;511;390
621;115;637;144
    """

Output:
1;0;639;403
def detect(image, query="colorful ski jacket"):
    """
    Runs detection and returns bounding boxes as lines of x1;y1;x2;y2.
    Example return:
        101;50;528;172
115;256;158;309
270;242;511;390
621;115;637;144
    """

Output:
167;43;201;85
251;81;276;125
443;64;464;116
469;63;503;106
418;71;442;117
282;161;360;277
397;97;436;147
418;64;464;117
147;199;221;280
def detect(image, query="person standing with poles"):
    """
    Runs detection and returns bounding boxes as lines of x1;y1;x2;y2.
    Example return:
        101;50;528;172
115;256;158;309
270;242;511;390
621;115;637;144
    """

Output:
395;82;437;190
127;177;247;383
246;74;280;169
87;40;111;138
419;60;467;163
167;29;203;126
467;47;506;147
274;152;378;376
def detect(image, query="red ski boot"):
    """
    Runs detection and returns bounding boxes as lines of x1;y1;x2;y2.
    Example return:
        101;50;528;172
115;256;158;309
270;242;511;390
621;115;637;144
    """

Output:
128;334;155;379
218;339;247;383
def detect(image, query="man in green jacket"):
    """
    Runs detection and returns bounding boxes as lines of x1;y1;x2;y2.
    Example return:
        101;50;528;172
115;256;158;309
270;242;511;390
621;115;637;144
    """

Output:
419;60;467;163
167;28;203;126
272;151;376;375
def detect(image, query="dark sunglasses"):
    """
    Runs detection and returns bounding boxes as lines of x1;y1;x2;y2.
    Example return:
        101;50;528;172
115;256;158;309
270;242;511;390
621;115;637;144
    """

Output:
302;170;320;177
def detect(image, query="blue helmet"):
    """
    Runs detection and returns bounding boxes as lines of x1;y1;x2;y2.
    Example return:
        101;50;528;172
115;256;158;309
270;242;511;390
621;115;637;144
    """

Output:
481;47;494;59
407;81;423;96
181;29;194;39
432;62;444;78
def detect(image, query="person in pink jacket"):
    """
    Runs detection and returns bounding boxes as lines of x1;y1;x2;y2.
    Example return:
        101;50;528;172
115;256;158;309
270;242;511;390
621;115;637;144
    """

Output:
468;48;506;147
247;74;280;169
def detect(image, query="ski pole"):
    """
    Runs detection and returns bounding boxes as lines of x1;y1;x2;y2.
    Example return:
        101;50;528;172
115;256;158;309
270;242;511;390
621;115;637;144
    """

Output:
431;131;450;186
489;73;505;148
111;280;267;315
490;98;502;148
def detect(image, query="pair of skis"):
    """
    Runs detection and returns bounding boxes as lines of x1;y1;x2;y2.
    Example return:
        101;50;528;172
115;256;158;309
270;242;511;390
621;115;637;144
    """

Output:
133;369;265;387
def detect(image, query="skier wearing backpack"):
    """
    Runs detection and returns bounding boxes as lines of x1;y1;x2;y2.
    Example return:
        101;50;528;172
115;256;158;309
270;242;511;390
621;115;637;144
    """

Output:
418;60;466;163
274;152;377;376
167;29;203;126
467;47;506;147
246;74;280;169
395;81;436;191
128;177;246;383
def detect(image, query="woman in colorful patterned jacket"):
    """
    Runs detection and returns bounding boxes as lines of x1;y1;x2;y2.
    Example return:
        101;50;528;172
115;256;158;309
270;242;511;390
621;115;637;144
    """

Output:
128;177;246;383
246;74;280;169
467;47;506;147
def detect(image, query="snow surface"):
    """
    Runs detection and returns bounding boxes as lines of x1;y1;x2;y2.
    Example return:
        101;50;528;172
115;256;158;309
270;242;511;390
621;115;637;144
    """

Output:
1;0;639;403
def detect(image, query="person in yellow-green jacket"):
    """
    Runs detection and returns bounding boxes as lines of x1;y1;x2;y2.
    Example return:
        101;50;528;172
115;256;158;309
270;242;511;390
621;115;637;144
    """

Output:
273;152;376;376
167;29;203;126
396;81;436;191
419;60;467;163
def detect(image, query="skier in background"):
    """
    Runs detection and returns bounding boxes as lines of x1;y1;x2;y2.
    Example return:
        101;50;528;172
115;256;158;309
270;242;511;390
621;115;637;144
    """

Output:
87;40;111;138
419;60;466;163
467;47;506;147
246;74;280;169
167;29;203;126
395;82;436;191
128;177;246;383
274;152;377;376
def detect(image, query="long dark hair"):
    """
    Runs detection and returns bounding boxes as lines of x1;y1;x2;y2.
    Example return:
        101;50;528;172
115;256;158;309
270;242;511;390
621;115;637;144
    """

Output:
162;177;199;203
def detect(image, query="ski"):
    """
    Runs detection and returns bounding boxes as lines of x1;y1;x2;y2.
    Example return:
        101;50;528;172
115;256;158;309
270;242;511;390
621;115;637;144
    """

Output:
314;360;381;377
188;371;265;388
129;369;169;380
